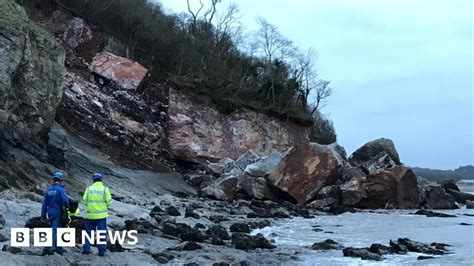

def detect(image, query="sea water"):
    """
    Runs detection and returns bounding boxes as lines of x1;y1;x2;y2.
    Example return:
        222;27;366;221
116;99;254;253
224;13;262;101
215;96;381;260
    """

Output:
253;209;474;265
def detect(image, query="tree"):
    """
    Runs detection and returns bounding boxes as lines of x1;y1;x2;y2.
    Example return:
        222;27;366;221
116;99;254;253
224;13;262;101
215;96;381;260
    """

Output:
253;17;294;105
292;48;316;109
312;79;332;113
184;0;242;80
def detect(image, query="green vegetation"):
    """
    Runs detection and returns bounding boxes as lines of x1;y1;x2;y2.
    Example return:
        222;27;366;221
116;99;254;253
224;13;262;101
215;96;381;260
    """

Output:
35;0;336;143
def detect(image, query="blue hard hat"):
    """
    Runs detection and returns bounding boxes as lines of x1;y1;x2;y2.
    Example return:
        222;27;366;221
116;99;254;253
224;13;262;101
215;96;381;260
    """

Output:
52;171;64;180
92;172;103;180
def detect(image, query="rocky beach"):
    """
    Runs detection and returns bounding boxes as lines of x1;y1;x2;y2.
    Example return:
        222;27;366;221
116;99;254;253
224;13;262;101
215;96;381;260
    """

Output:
0;0;473;265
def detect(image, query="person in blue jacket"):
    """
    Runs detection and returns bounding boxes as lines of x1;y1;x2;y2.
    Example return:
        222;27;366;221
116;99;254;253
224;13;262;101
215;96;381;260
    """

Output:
41;171;70;255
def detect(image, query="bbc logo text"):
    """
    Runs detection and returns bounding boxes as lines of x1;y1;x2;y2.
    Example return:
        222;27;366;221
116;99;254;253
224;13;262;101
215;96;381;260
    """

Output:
11;228;138;247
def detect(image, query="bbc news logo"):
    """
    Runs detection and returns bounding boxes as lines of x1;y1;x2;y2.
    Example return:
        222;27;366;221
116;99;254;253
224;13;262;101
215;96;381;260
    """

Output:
11;228;138;247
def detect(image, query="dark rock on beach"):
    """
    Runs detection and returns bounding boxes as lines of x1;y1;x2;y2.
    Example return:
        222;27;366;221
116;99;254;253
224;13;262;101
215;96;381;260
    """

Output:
166;206;181;216
414;210;456;218
311;239;344;250
343;247;382;261
231;233;276;250
230;223;251;233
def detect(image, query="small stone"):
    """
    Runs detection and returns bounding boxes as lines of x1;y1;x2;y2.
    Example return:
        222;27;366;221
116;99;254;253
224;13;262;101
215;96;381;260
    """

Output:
166;206;181;216
208;215;229;223
213;263;230;266
417;256;435;260
2;245;22;254
414;210;456;218
181;241;202;251
0;214;5;229
194;223;206;230
0;232;9;242
185;207;200;219
152;252;174;264
230;223;251;233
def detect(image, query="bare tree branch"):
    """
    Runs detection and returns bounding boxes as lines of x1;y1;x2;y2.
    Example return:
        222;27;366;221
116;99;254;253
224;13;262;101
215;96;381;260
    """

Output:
186;0;205;35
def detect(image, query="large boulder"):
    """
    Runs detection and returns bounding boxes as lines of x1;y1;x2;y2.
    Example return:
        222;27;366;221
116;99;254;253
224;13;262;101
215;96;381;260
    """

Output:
422;185;456;209
166;87;311;164
356;166;420;209
244;151;287;178
0;0;65;189
417;178;457;209
200;174;243;200
205;150;284;201
445;189;474;205
439;180;460;192
349;138;401;166
267;143;345;205
341;177;367;206
341;166;366;183
356;152;397;175
89;51;149;91
206;158;235;176
310;185;342;208
242;176;278;201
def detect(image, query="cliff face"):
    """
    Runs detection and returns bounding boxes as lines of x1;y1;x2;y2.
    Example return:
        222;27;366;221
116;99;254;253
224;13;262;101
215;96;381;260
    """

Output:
0;0;65;189
166;87;311;164
0;0;65;152
55;72;167;171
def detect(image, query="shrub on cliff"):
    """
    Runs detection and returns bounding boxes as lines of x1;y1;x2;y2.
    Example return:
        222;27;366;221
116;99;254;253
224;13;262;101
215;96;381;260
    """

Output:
310;113;337;145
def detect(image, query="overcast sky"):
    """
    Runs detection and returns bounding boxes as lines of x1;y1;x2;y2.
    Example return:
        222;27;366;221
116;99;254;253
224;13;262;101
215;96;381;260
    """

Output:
159;0;473;170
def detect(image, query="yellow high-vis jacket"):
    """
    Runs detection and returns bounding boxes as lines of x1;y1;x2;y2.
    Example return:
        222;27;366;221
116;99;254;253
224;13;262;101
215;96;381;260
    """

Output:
82;181;112;220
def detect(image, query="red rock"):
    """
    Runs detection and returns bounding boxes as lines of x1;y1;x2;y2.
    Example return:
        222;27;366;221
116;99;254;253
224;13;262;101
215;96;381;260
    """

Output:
358;165;420;209
89;52;148;91
166;88;310;164
268;143;345;205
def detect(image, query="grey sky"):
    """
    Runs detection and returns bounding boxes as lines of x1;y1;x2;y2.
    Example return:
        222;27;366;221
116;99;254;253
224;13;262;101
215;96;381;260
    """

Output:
160;0;473;169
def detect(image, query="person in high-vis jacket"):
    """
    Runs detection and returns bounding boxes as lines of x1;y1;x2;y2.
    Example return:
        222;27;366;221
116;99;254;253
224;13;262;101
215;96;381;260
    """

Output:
41;171;70;256
62;199;80;227
82;172;112;256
